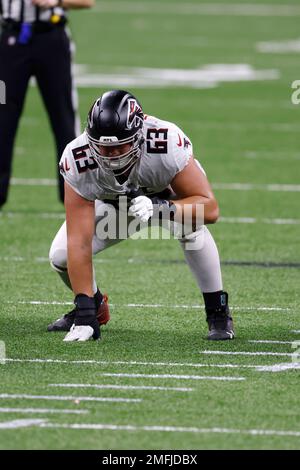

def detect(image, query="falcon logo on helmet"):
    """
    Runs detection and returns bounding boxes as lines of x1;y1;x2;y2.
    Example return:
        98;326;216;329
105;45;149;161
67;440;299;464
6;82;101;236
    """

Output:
127;99;144;130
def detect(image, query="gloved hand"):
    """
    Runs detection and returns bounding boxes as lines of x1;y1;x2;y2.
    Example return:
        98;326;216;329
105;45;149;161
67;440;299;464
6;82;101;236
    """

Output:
128;195;154;223
64;294;100;342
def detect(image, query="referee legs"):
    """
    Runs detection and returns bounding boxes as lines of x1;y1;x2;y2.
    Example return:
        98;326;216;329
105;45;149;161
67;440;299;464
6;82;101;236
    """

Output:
0;37;32;208
34;28;78;203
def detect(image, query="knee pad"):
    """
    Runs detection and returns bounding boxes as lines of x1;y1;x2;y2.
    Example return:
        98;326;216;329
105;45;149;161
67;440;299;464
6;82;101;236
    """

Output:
49;248;68;272
179;226;206;251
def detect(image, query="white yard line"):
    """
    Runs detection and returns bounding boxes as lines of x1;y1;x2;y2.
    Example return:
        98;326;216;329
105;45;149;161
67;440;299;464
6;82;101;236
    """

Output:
123;304;291;311
214;183;300;192
220;217;300;225
244;151;300;161
1;213;299;225
0;212;65;219
39;422;300;437
6;357;297;373
5;358;261;368
49;384;193;392
2;211;300;226
9;179;300;192
0;394;141;403
10;300;74;306
256;363;300;372
291;330;300;334
0;407;88;415
73;65;279;89
93;2;300;17
0;419;46;429
99;373;245;382
257;39;300;53
248;340;295;345
200;351;296;357
6;300;292;312
11;178;56;186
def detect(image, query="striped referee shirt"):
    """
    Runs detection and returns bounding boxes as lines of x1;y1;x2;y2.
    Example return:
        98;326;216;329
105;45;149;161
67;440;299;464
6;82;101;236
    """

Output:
0;0;66;23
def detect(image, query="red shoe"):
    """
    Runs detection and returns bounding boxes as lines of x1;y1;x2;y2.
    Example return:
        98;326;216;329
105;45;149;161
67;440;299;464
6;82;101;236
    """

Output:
97;294;110;326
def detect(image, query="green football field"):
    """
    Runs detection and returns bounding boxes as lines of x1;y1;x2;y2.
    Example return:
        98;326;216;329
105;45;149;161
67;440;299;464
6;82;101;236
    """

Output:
0;0;300;450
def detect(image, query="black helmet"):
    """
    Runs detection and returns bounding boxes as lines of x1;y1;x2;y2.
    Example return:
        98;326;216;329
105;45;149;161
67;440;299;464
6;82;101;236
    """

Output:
86;90;144;176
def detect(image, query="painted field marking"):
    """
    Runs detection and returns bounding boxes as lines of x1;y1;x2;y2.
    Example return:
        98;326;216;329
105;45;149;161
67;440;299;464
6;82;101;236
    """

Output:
200;351;296;357
2;212;300;226
123;304;291;311
5;300;292;312
0;407;88;415
0;419;46;429
0;394;142;403
257;39;300;53
248;340;295;345
5;358;262;368
256;363;300;372
49;384;193;392
99;373;245;382
6;357;298;373
220;217;300;225
9;179;300;192
214;183;300;192
11;178;56;186
40;422;300;437
245;151;300;161
0;211;65;219
73;64;279;89
292;330;300;334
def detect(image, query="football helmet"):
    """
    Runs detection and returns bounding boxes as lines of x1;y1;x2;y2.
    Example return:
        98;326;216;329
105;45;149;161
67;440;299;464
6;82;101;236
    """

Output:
86;90;144;176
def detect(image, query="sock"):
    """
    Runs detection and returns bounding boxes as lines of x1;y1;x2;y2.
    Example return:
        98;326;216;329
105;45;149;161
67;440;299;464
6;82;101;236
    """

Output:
203;291;228;313
94;288;103;309
180;226;223;292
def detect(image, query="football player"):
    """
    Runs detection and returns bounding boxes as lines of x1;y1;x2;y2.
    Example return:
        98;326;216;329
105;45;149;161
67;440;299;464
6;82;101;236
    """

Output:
48;90;234;342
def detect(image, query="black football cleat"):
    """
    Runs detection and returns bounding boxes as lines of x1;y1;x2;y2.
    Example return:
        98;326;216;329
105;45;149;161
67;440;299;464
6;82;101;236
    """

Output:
47;290;110;332
206;312;235;340
205;291;235;340
47;309;75;332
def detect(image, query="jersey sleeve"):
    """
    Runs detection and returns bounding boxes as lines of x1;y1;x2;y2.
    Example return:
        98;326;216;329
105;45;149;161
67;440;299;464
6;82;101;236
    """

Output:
166;123;194;177
58;142;96;201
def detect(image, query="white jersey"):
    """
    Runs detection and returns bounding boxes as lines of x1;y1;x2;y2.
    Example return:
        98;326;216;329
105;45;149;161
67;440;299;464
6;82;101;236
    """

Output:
59;115;197;201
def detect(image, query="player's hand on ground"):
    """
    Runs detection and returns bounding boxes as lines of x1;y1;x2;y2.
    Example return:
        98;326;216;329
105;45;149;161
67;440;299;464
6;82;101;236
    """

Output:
128;195;153;223
63;294;100;342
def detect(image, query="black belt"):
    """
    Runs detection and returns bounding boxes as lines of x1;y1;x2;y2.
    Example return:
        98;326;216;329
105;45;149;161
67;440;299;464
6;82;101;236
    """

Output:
1;19;67;34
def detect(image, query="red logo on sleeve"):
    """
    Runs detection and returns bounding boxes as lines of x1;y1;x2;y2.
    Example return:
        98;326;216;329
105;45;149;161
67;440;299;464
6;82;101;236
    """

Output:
65;158;70;172
177;134;182;147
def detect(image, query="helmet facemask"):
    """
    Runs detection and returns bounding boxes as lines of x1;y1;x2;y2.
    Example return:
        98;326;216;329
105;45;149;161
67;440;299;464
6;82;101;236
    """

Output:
87;129;144;177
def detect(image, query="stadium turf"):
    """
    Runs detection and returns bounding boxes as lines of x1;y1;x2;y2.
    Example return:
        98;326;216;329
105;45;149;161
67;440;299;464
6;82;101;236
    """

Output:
0;0;299;450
